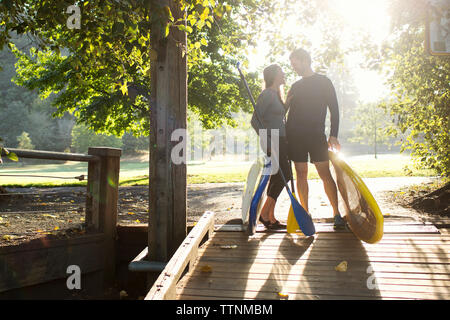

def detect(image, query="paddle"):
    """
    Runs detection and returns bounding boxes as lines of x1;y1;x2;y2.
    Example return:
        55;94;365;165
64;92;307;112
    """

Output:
236;62;315;236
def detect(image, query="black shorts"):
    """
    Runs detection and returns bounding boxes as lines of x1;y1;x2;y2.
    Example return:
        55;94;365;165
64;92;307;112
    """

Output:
287;133;329;163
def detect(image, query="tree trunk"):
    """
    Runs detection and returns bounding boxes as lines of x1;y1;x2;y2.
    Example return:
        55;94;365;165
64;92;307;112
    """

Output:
148;1;187;263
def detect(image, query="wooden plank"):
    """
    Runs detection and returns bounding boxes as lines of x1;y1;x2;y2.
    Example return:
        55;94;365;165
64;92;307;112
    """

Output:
202;237;450;248
172;226;450;300
176;288;387;300
197;251;449;264
217;222;442;233
186;270;450;287
210;235;450;243
207;235;450;246
0;233;105;254
197;247;450;260
201;241;450;254
254;224;440;234
196;253;450;271
177;276;450;298
186;261;450;280
175;287;436;300
212;232;450;239
146;211;214;300
211;235;450;245
215;225;246;232
206;239;450;253
0;234;105;292
116;224;147;245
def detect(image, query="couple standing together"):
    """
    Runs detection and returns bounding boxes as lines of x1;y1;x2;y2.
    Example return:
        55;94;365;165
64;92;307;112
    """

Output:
252;48;347;231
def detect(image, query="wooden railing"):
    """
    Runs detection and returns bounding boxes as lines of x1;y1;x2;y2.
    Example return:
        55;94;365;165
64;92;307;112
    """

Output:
145;211;215;300
0;147;122;285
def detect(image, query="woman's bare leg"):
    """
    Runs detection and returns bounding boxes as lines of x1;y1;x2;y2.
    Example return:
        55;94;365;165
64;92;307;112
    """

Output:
260;196;277;223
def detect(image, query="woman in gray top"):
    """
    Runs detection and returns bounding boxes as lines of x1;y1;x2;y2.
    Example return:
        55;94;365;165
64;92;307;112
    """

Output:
252;64;292;230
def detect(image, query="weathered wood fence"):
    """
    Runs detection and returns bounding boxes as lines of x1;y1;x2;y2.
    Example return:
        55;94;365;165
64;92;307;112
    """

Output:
0;147;121;293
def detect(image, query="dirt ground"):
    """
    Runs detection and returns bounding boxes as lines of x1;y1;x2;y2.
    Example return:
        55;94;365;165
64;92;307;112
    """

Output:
0;177;442;247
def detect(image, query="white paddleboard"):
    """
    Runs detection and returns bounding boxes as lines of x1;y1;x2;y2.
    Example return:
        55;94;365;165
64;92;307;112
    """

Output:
241;158;264;224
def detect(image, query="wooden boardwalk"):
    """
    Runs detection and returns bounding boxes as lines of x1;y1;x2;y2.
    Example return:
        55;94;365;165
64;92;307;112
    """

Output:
175;221;450;300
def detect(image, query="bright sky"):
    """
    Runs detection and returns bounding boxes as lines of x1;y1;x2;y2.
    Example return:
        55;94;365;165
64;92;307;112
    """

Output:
248;0;392;103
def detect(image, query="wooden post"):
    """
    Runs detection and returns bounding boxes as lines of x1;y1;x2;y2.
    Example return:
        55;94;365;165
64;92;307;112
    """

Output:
86;147;122;284
149;0;187;263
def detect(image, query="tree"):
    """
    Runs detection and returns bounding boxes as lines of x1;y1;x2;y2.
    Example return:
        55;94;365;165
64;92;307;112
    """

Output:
121;132;149;156
0;0;263;137
71;124;123;154
17;131;34;150
350;102;393;158
0;34;75;152
378;0;450;176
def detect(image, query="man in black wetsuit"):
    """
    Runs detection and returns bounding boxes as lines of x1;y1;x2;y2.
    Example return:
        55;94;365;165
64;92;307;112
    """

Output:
286;48;346;229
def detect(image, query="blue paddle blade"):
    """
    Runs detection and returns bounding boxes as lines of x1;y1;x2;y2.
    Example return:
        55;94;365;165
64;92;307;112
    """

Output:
287;189;316;236
248;159;271;235
248;174;270;235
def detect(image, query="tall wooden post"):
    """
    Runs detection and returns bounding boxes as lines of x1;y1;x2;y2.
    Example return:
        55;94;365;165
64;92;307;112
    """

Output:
86;147;122;285
149;1;187;263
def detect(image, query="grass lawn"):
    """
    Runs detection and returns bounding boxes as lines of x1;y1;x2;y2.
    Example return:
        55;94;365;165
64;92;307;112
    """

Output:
0;154;436;187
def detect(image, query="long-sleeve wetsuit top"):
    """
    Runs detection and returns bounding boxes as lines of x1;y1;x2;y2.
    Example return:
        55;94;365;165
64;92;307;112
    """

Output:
251;88;287;137
286;73;339;139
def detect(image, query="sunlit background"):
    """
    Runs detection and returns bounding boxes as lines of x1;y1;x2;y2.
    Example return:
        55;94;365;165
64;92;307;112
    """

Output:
248;0;391;103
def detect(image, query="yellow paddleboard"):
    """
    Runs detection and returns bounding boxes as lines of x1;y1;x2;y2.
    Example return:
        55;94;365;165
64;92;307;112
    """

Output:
329;151;384;244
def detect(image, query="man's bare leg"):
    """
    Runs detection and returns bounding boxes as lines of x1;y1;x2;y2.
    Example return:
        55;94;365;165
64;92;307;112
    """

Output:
314;160;340;217
294;162;309;213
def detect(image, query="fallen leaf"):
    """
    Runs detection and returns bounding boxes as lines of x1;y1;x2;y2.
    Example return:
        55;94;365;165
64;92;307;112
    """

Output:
54;226;60;231
278;292;289;299
335;261;348;272
200;265;212;273
128;212;135;215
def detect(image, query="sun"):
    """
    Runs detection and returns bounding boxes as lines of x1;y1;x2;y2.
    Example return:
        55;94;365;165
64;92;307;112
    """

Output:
329;0;391;44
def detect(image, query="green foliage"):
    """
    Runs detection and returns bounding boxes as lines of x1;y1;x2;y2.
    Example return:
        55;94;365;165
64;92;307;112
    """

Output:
17;131;34;150
350;102;393;158
71;124;123;154
0;35;75;152
0;0;260;137
379;0;450;176
121;132;149;156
